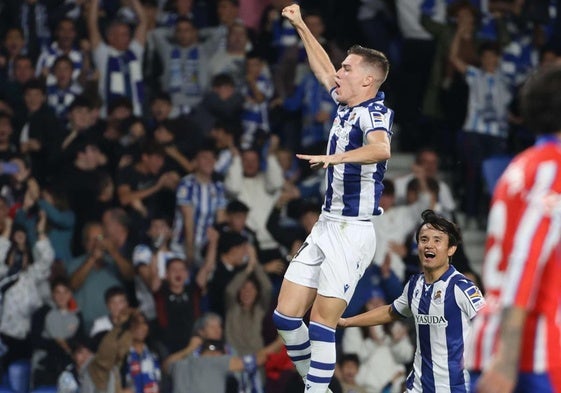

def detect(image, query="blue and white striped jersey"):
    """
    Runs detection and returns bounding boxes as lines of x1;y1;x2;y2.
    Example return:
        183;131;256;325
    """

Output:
463;65;512;138
172;175;227;249
323;90;393;219
392;266;485;393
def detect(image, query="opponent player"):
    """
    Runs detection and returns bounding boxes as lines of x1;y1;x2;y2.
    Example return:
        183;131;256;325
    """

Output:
467;67;561;393
272;4;393;393
339;210;485;392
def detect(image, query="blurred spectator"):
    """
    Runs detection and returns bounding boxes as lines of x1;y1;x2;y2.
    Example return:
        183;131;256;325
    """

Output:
258;0;297;66
0;113;18;162
208;22;250;88
14;0;52;62
0;27;26;82
46;56;83;122
224;139;284;260
210;120;239;178
394;0;435;152
152;17;209;113
337;354;367;393
171;142;227;265
168;335;283;393
56;338;94;393
200;231;251;319
122;312;161;392
58;141;111;255
133;215;177;321
280;66;336;152
30;277;84;386
153;257;199;356
357;0;398;57
342;289;413;393
0;155;34;210
372;177;431;280
88;0;148;116
224;257;272;356
19;78;62;184
37;184;76;265
67;222;126;331
188;73;244;136
449;34;512;225
80;308;138;392
0;55;35;129
116;142;180;232
89;286;129;350
393;147;456;216
0;211;54;370
200;0;243;55
153;119;197;174
240;51;274;149
35;18;83;88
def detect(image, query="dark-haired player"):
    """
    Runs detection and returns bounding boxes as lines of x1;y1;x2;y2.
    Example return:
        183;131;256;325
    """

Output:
339;210;485;393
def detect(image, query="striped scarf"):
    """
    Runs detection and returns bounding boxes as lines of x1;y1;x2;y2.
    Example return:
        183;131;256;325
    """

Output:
47;83;82;119
106;46;144;115
20;2;51;51
37;43;84;87
168;45;202;96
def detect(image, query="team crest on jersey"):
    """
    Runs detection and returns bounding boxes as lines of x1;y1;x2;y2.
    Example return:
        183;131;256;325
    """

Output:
433;290;443;304
464;285;485;311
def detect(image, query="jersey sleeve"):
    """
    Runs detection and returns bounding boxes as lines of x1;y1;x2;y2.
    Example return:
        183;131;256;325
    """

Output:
133;244;153;267
176;178;193;206
361;104;393;139
455;278;486;319
465;65;481;86
392;280;413;318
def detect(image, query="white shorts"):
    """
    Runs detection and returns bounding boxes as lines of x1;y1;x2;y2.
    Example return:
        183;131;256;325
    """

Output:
284;214;376;304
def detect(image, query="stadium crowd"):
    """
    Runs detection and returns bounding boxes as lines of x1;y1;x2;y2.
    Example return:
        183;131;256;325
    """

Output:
0;0;559;392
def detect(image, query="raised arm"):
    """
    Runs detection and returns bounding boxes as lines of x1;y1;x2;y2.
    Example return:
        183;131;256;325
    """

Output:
130;0;148;46
87;0;102;50
449;25;468;75
281;4;336;91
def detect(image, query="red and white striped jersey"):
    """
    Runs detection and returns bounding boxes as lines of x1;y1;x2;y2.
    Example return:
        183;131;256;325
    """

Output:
466;136;561;374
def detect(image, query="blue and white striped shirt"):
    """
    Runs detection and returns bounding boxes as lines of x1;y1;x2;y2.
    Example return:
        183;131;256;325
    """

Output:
463;65;512;138
172;175;227;249
392;266;485;393
322;90;393;219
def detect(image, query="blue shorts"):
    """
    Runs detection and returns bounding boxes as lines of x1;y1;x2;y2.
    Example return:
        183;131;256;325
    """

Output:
469;371;556;393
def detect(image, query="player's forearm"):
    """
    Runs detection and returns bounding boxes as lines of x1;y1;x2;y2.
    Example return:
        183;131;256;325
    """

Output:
343;305;396;327
292;22;335;90
494;306;527;380
335;141;391;165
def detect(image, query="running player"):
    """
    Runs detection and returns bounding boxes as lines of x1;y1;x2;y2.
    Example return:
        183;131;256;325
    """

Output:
272;4;393;393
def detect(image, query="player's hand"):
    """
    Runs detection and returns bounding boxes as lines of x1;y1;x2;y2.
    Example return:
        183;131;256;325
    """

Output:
476;366;516;393
296;154;339;169
337;318;348;328
281;4;304;27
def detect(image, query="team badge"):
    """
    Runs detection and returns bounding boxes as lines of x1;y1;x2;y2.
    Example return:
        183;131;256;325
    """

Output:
464;285;485;311
433;290;443;304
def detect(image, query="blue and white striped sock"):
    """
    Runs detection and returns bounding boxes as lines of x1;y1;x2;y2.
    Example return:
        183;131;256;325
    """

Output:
306;321;336;393
272;310;311;378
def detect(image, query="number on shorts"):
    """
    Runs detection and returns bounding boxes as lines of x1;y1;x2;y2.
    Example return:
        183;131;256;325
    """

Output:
292;241;309;260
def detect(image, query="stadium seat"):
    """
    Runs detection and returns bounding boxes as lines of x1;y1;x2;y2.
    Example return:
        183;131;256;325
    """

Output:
7;360;30;393
482;155;512;194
